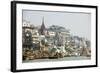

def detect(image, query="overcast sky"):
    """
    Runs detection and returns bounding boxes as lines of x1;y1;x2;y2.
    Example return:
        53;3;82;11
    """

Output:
23;10;91;40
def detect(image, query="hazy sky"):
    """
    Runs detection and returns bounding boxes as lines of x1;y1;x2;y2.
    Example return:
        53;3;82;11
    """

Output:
23;10;91;40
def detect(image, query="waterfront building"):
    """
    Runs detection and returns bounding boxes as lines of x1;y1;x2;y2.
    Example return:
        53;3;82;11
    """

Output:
22;21;34;48
48;25;70;46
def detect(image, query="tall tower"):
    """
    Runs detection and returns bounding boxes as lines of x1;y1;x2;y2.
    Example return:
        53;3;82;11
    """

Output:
40;17;46;35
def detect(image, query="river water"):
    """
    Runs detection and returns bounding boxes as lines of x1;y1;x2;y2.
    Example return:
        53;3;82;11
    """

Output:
23;56;91;63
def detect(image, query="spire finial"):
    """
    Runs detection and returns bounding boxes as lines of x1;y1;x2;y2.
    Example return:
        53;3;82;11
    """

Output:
42;16;44;25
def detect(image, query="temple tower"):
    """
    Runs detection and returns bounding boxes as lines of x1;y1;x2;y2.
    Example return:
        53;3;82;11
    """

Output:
39;17;46;35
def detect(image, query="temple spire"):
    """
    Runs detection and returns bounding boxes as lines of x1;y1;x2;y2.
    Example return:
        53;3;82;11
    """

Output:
40;17;46;35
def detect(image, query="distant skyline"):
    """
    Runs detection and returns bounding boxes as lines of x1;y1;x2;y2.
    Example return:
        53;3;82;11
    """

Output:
23;10;91;40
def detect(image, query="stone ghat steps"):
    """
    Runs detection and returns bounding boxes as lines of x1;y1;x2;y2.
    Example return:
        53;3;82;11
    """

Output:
23;48;91;61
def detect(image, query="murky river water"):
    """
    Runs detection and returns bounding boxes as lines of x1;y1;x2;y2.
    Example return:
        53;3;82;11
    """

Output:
23;56;91;63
